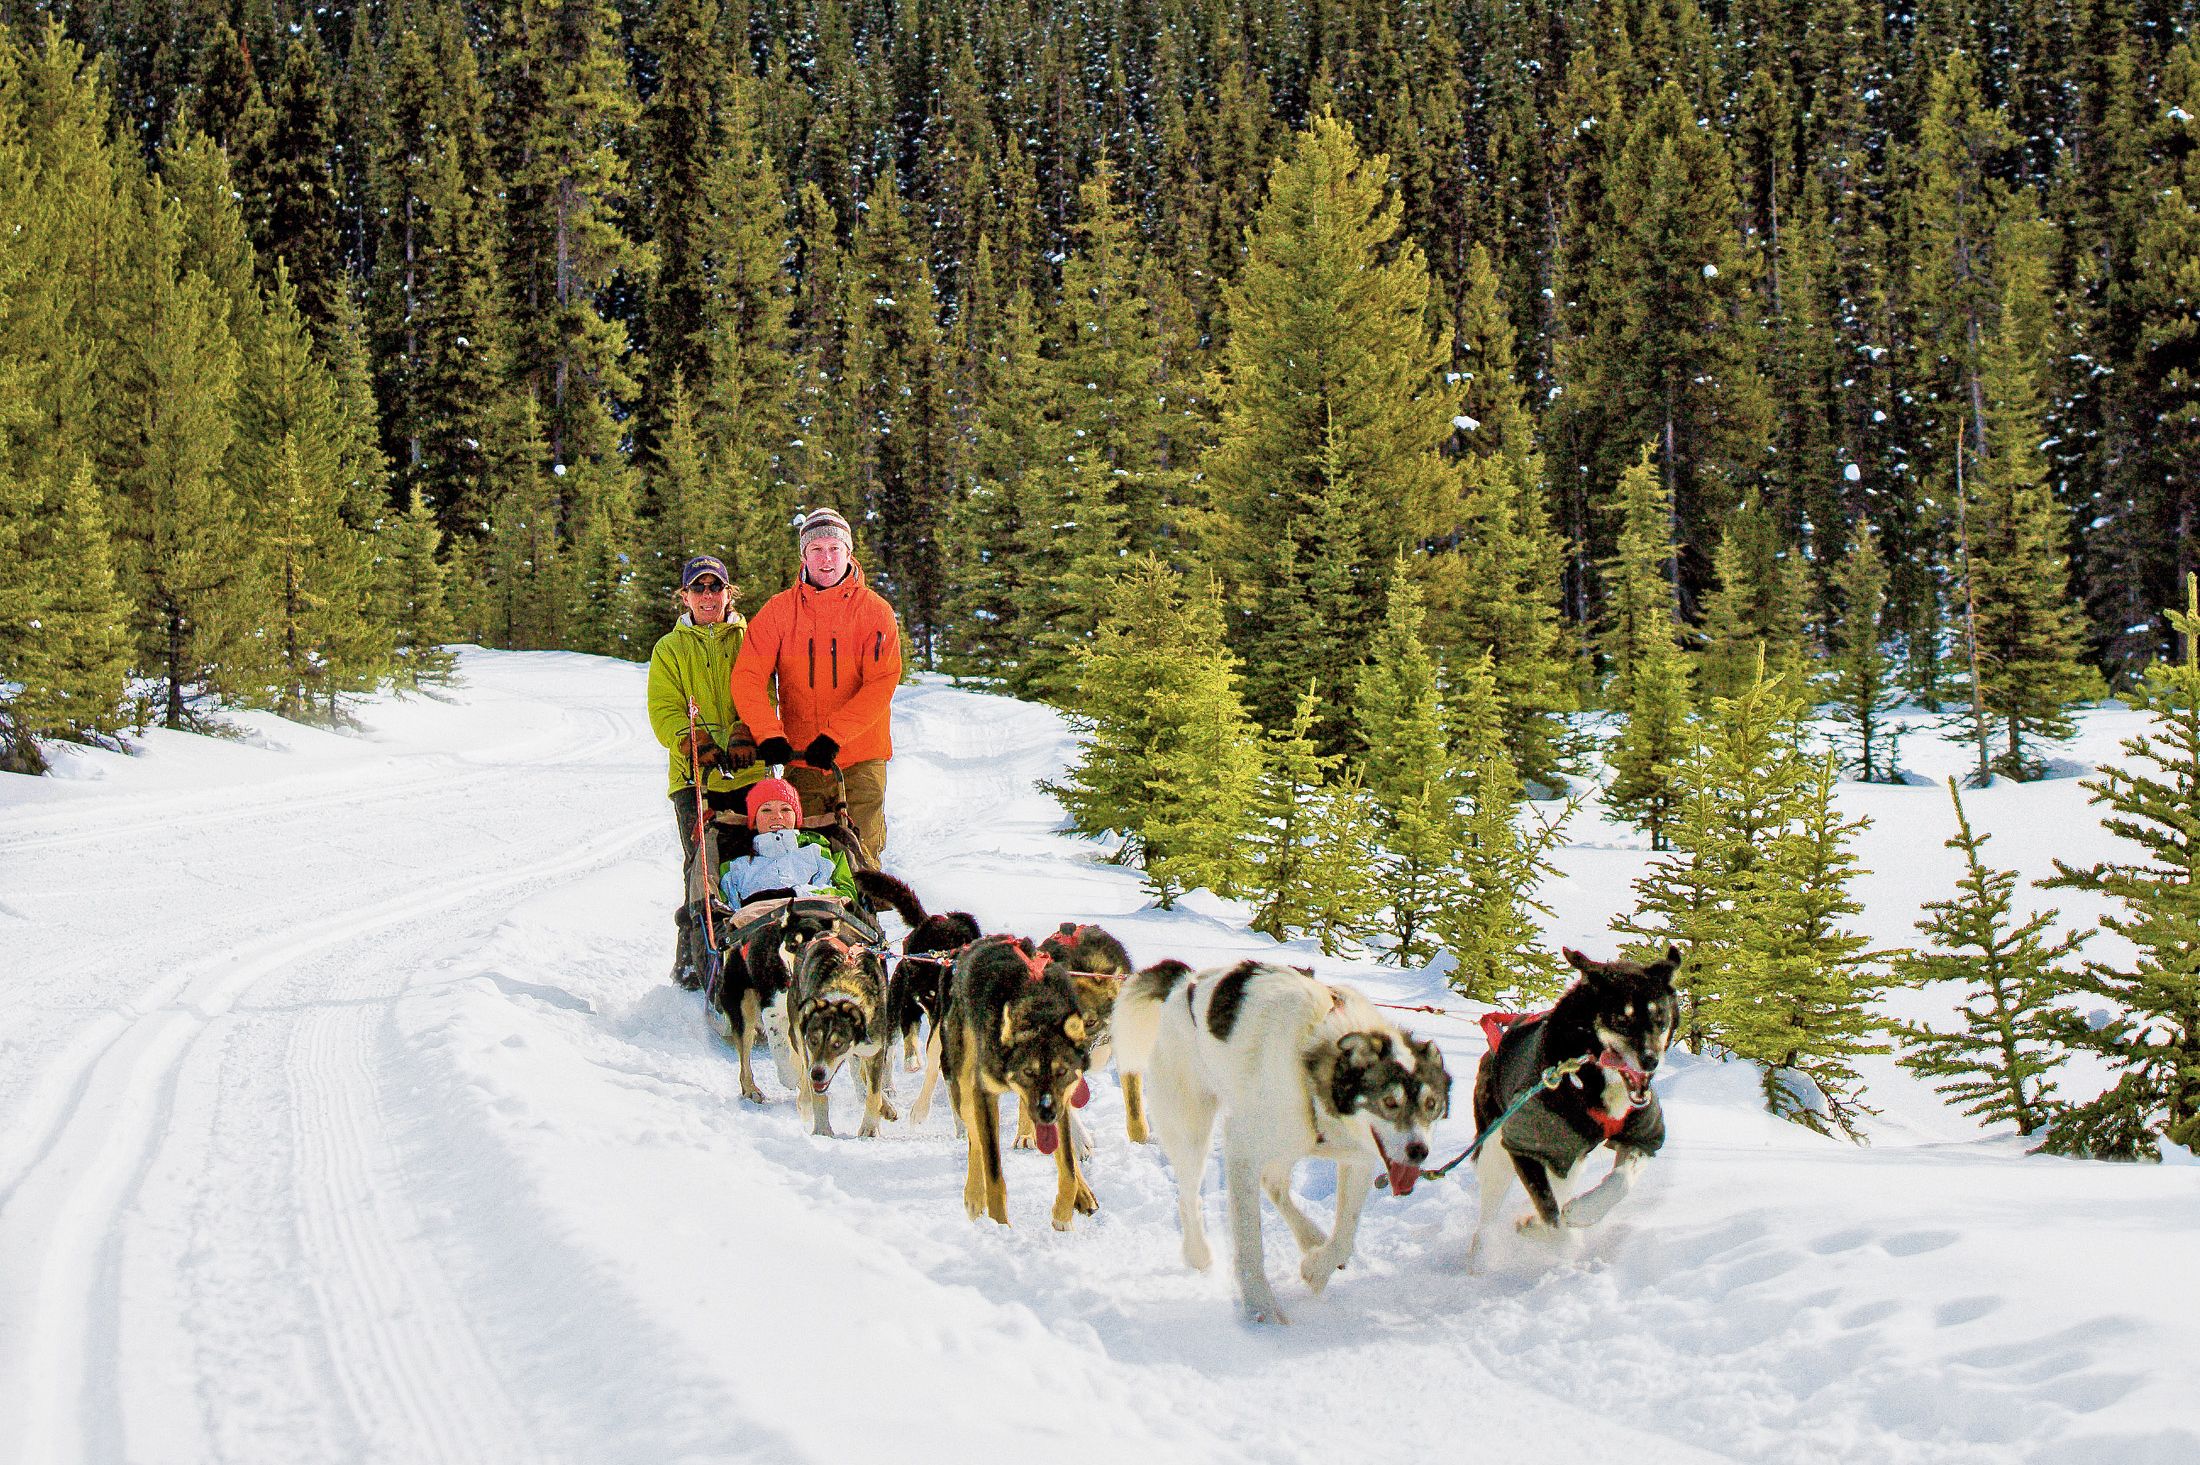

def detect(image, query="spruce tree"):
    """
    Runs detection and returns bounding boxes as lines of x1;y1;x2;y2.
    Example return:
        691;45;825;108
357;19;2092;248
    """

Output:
500;0;643;489
258;432;354;718
1048;556;1263;908
1563;80;1771;603
99;176;248;730
637;0;726;404
1418;243;1574;787
1052;156;1172;552
1248;683;1341;941
260;36;343;333
1203;110;1461;730
226;269;381;719
1895;779;2082;1137
2039;576;2200;1158
942;267;1051;683
1437;650;1569;1003
1353;572;1470;964
1697;492;1811;705
383;485;454;688
1827;518;1904;783
842;171;949;661
1728;749;1886;1137
1602;447;1696;851
693;76;795;596
1948;203;2095;779
1625;659;1885;1133
1298;768;1387;957
639;374;722;612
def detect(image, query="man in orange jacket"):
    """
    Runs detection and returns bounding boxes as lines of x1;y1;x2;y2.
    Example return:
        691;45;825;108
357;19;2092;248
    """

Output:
730;507;902;858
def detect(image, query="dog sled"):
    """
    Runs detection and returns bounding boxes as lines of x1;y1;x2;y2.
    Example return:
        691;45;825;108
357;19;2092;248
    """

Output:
679;763;882;993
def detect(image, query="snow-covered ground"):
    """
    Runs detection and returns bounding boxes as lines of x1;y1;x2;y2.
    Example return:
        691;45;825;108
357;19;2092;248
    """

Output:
2;650;2192;1465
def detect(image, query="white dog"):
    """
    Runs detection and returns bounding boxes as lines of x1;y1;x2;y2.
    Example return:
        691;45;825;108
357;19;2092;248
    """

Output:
1113;959;1450;1324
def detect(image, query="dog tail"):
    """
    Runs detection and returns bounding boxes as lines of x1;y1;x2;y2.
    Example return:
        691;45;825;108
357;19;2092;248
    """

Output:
1113;958;1194;1076
854;870;927;928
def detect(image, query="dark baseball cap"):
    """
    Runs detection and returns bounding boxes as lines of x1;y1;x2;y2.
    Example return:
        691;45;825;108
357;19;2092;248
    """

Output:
680;555;731;588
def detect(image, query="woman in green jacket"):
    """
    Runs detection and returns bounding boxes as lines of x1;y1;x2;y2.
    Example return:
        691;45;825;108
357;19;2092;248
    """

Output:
648;555;766;988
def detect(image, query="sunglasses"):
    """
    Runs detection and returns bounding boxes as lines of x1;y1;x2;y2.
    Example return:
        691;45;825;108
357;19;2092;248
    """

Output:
686;578;727;593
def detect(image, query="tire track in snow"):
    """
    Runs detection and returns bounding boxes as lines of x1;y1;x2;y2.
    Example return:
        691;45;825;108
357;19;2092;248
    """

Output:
289;1003;539;1464
0;817;656;1465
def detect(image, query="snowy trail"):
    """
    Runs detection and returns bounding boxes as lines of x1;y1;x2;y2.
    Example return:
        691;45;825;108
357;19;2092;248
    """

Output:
2;650;2193;1464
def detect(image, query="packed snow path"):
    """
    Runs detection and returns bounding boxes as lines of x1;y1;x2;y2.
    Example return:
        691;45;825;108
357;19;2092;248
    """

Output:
1;651;2192;1465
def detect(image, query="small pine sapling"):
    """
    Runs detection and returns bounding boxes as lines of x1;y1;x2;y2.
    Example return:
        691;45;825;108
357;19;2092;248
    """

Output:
1827;519;1904;783
1895;779;2083;1136
1049;557;1263;908
1247;684;1337;940
1438;651;1571;1002
2038;575;2200;1158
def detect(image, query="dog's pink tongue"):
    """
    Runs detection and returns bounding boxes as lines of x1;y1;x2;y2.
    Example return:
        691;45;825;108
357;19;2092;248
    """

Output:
1386;1158;1421;1196
1070;1077;1091;1109
1034;1121;1060;1155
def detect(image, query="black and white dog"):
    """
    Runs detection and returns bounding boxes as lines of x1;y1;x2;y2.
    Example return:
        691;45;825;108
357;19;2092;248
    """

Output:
1114;959;1449;1324
1467;945;1681;1268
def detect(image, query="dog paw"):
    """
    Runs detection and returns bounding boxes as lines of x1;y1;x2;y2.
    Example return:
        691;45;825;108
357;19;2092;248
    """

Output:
1299;1247;1348;1292
1241;1300;1291;1327
1125;1119;1150;1145
880;1097;901;1123
1516;1214;1556;1237
1183;1238;1214;1272
740;1082;765;1104
858;1119;880;1138
1074;1183;1098;1216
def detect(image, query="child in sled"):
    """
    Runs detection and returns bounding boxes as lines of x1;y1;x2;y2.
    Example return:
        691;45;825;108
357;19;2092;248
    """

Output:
718;776;859;913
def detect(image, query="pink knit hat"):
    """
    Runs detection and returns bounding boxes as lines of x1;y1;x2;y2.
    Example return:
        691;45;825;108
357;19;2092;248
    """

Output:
746;776;803;829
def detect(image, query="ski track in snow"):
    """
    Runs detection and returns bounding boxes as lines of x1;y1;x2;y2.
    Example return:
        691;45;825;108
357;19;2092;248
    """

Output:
2;649;2194;1464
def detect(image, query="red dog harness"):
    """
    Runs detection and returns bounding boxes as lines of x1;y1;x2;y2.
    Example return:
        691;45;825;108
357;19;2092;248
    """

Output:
1480;1009;1641;1141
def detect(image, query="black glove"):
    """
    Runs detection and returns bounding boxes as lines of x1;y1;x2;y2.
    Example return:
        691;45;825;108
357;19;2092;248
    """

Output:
757;735;796;768
802;734;840;770
722;726;758;770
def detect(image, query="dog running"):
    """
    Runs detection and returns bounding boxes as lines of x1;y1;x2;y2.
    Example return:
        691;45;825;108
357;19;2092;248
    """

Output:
890;908;983;1125
941;934;1096;1229
1466;945;1680;1268
784;914;898;1137
1113;959;1449;1324
1008;921;1135;1154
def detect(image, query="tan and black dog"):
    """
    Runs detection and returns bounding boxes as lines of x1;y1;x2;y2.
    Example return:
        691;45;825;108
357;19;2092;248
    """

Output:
786;922;897;1137
941;934;1096;1229
1007;922;1137;1151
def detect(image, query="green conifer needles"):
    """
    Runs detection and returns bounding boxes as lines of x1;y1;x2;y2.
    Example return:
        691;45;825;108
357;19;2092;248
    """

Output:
2039;576;2200;1159
1049;558;1262;909
1895;780;2081;1137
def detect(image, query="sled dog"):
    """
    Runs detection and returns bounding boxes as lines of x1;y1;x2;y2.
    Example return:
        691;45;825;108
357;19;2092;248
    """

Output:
1006;922;1136;1152
1113;959;1449;1324
785;918;898;1137
941;935;1096;1229
1467;945;1680;1269
704;869;919;1102
893;909;984;1124
708;898;840;1103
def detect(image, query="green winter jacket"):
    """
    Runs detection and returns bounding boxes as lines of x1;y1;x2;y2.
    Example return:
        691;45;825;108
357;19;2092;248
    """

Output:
648;615;767;798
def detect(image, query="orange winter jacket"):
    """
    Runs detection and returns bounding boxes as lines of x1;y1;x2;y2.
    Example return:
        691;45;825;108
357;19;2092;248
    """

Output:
729;563;903;765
